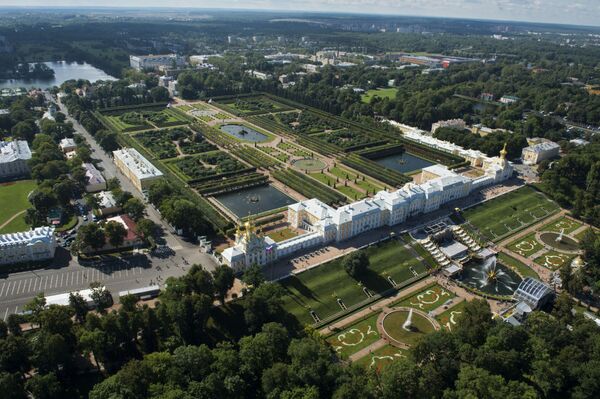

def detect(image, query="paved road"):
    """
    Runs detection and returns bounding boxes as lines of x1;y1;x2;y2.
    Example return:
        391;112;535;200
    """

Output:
0;94;219;319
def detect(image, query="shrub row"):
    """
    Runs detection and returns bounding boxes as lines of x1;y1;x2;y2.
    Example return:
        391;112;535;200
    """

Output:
356;143;405;159
341;154;411;187
193;173;269;196
229;146;280;169
272;168;346;205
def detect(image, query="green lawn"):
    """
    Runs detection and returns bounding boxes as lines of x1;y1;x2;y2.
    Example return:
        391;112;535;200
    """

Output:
280;239;429;326
436;301;467;332
540;216;583;235
354;344;408;370
326;312;381;359
393;284;455;312
498;252;540;279
535;250;574;271
0;213;29;234
0;180;37;227
507;233;544;257
462;186;560;242
267;228;298;242
361;88;398;103
575;227;597;241
382;310;436;346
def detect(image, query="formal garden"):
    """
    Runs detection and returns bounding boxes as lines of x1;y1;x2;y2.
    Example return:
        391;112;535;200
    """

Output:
214;95;292;116
461;186;561;242
279;238;430;326
167;151;249;181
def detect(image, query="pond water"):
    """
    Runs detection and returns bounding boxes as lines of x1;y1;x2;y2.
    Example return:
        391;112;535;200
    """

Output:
457;257;522;296
0;61;116;89
375;152;434;174
539;232;579;252
214;184;296;218
220;124;268;142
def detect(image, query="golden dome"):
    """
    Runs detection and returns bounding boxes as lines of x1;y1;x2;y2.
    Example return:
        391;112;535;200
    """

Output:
499;142;508;159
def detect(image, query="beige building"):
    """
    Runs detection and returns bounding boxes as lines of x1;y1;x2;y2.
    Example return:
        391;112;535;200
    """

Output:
0;140;31;180
521;141;560;165
113;148;164;192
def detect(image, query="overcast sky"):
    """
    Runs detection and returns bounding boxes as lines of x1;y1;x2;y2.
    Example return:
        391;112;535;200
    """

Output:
3;0;600;27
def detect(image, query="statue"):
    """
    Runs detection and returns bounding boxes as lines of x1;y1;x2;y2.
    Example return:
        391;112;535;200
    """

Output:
402;308;414;331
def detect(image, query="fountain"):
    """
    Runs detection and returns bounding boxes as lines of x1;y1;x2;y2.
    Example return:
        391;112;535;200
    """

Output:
457;256;521;296
556;228;565;243
402;308;414;331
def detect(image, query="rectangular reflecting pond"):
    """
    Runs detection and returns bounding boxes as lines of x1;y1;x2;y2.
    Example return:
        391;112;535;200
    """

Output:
214;184;296;218
375;152;434;174
219;124;268;142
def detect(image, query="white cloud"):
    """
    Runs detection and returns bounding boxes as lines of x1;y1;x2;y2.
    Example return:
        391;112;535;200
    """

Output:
1;0;599;27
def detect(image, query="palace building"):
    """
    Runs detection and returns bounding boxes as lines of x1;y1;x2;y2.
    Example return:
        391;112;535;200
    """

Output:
221;144;513;272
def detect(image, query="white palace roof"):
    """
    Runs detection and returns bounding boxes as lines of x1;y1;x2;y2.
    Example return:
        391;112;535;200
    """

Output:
0;140;31;164
0;226;55;247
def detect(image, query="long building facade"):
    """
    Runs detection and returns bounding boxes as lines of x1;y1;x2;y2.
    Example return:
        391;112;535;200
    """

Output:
222;145;513;272
0;226;57;265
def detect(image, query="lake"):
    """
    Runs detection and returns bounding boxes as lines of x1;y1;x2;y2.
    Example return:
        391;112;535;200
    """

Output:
214;185;296;218
375;152;434;174
220;124;269;142
0;61;116;89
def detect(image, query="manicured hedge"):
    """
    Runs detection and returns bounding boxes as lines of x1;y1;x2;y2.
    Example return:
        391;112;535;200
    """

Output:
272;168;346;205
341;154;411;187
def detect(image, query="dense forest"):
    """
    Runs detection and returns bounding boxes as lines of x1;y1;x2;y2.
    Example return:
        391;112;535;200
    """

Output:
1;261;600;398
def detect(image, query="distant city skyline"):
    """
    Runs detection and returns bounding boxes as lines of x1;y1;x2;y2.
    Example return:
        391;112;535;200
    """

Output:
2;1;600;28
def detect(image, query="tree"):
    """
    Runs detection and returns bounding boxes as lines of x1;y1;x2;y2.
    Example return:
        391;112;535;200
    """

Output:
123;197;146;220
89;282;112;312
375;358;421;398
75;223;106;252
444;365;537;399
242;263;265;290
69;292;89;323
25;372;64;399
0;372;26;399
342;251;369;278
212;265;235;304
135;218;158;244
244;283;285;332
104;220;127;248
150;86;170;102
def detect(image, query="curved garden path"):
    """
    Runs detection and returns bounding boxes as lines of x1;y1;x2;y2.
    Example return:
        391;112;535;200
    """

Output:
0;210;26;231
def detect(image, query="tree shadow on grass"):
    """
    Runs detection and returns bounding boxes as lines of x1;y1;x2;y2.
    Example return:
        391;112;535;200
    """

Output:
281;276;319;303
359;269;394;295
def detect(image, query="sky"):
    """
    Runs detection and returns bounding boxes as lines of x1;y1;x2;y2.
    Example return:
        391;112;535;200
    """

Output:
2;0;600;27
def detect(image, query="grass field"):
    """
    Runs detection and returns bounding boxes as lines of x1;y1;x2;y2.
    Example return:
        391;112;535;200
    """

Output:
498;252;540;279
436;301;467;331
280;239;429;326
462;186;560;242
326;312;380;358
393;284;455;312
354;344;408;370
540;216;583;234
507;233;544;257
382;310;436;346
535;250;574;270
0;180;36;227
361;88;398;103
267;228;298;242
575;227;596;241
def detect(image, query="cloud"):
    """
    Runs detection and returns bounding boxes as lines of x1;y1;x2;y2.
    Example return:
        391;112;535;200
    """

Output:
2;0;599;26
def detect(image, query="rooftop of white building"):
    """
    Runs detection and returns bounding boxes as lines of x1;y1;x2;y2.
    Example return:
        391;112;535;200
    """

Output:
82;163;106;186
0;226;55;247
113;148;163;180
96;191;118;209
0;140;31;163
524;141;560;153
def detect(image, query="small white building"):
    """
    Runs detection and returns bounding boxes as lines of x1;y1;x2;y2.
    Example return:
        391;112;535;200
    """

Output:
59;138;77;153
96;191;121;216
82;163;107;193
113;148;164;192
0;226;57;265
0;140;31;180
129;54;185;71
521;141;560;165
499;95;519;104
431;119;467;134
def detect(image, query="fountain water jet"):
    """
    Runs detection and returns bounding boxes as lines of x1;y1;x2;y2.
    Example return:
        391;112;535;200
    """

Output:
556;228;565;243
402;308;414;331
